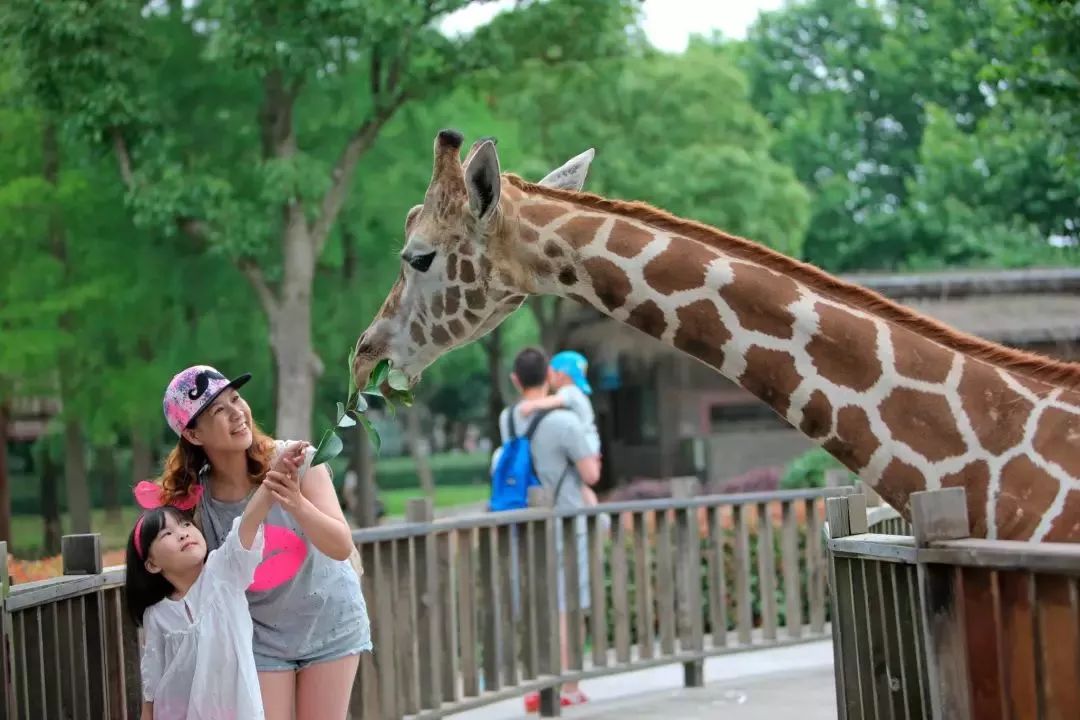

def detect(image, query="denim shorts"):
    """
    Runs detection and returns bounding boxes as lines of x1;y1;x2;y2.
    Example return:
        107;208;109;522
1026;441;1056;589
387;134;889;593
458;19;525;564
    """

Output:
254;634;373;673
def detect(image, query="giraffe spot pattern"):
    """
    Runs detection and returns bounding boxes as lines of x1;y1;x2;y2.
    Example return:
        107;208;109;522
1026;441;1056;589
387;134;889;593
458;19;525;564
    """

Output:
479;256;492;278
877;459;926;516
556;215;607;250
544;241;564;259
431;293;444;319
519;202;569;226
719;262;799;340
996;455;1058;541
518;225;539;244
799;390;833;439
431;325;451;346
460;259;476;284
739;347;801;417
626;300;667;339
583;257;632;311
642;237;717;295
558;266;578;286
529;256;554;277
1012;375;1055;398
806;303;882;392
447;318;465;339
410;322;426;346
880;388;967;462
1032;407;1080;478
459;241;475;257
466;288;485;310
446;253;458;282
1045;490;1080;542
463;310;481;325
445;286;461;315
941;460;990;537
673;300;730;370
958;360;1034;455
606;219;652;259
823;406;880;472
892;327;954;384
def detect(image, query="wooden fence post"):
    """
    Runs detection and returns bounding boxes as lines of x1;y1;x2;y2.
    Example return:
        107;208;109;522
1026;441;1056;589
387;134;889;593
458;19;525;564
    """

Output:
911;487;971;720
61;534;102;575
826;494;867;720
671;478;704;688
0;540;9;720
406;498;443;711
528;487;562;717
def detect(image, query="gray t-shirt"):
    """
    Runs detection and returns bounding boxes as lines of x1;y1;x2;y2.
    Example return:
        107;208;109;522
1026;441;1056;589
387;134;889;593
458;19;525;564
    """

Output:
556;385;601;455
197;440;371;663
498;404;594;512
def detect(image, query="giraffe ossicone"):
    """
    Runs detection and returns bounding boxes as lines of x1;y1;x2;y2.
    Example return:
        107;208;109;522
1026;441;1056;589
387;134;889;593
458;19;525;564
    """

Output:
352;130;1080;543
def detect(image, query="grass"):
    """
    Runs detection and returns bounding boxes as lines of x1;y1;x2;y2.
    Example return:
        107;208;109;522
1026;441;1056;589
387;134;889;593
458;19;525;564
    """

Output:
7;484;491;559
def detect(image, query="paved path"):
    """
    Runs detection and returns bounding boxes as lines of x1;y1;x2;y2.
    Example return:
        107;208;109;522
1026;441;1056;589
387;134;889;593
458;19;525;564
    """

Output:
456;639;837;720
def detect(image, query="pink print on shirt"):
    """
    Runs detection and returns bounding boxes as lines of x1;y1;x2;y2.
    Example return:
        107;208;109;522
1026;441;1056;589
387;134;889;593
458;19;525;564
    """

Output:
248;524;307;592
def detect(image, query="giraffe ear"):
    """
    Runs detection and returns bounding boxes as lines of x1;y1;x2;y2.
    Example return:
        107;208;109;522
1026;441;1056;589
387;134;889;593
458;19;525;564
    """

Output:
538;148;595;191
465;140;501;223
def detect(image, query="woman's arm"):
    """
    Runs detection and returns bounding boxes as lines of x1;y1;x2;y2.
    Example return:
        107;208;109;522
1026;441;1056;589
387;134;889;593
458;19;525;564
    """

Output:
238;482;275;550
141;702;153;720
265;463;354;561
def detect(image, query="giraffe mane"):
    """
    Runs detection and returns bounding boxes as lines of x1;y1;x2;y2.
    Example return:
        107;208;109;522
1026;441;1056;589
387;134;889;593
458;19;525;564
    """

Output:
504;173;1080;389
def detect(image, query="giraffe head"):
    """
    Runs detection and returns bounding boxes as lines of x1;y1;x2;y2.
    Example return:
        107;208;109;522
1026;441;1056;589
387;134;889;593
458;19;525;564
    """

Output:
351;129;594;389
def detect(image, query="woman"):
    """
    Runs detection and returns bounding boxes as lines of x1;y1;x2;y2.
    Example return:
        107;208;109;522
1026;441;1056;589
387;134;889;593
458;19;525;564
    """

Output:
155;364;371;720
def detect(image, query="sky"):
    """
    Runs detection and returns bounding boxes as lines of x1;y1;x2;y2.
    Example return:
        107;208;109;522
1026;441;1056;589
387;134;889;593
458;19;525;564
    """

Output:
439;0;788;52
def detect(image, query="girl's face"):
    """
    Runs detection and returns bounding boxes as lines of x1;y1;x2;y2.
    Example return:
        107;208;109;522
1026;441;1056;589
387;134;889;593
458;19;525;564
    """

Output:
184;389;254;452
145;512;207;576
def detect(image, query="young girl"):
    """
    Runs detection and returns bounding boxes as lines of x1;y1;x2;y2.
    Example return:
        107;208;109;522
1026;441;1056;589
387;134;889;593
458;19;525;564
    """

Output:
127;442;307;720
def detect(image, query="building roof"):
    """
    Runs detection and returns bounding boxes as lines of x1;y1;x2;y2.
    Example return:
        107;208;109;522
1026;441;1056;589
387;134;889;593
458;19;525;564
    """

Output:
564;267;1080;359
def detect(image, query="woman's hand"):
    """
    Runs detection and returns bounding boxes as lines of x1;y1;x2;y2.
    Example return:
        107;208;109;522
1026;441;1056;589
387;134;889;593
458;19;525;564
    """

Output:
263;467;304;512
270;441;309;476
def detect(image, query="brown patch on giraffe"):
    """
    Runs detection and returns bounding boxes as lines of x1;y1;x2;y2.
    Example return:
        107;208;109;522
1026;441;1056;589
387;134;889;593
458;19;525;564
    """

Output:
806;303;882;392
519;202;568;227
558;266;578;286
445;286;461;315
463;310;481;325
465;288;485;310
410;322;426;346
799;390;833;439
497;270;515;287
1012;375;1054;398
431;292;444;319
1033;407;1080;478
528;256;554;277
501;183;523;202
877;459;927;516
880;388;967;462
518;225;539;244
544;240;564;259
460;259;476;284
719;262;799;340
479;256;492;278
996;456;1059;541
1044;491;1080;542
893;329;953;384
556;215;607;250
626;300;667;339
447;318;465;339
583;257;632;311
446;253;458;282
642;237;719;295
941;460;991;537
823;406;879;471
739;347;801;417
607;219;652;258
673;300;731;370
431;325;451;346
459;240;475;257
958;359;1034;456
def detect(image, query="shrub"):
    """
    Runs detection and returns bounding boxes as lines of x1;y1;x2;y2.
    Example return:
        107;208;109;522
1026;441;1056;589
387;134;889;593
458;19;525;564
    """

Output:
780;448;855;490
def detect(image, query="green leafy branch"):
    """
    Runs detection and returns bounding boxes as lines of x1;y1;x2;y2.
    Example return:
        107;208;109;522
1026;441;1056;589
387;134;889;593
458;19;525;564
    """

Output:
310;351;415;467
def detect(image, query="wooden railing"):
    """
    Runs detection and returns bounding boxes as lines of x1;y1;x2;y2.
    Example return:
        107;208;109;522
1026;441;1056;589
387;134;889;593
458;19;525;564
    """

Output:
825;486;1080;720
0;483;851;719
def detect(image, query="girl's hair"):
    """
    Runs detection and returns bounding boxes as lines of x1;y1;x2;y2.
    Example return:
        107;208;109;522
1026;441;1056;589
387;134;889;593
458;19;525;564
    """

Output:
125;506;196;626
157;422;276;507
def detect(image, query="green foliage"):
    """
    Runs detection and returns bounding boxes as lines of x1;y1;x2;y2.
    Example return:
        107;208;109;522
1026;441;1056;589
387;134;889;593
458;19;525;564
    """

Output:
781;448;855;490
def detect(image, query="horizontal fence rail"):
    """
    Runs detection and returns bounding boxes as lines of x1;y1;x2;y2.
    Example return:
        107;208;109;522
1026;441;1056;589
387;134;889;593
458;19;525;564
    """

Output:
0;484;854;720
826;487;1080;720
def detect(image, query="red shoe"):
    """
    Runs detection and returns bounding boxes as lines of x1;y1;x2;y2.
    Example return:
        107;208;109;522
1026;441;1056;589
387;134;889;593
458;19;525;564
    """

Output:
524;692;540;713
561;690;589;706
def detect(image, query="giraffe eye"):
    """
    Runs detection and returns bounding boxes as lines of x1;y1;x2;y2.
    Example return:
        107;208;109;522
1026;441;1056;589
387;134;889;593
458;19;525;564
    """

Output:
406;250;437;273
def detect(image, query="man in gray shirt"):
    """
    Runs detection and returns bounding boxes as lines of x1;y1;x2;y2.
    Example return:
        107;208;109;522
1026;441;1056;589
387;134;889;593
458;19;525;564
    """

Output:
498;347;600;709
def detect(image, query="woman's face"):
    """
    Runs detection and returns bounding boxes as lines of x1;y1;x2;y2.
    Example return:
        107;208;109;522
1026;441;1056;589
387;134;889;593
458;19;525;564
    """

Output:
185;389;254;452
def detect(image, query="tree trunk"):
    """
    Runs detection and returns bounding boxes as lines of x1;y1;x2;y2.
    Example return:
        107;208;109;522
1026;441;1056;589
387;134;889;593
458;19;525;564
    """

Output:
0;401;10;544
41;443;61;556
484;326;505;446
95;445;122;524
347;423;379;528
405;404;435;498
63;419;92;533
269;221;322;441
131;427;153;485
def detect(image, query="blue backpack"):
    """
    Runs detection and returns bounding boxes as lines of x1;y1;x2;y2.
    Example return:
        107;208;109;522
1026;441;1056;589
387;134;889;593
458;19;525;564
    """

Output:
489;406;569;511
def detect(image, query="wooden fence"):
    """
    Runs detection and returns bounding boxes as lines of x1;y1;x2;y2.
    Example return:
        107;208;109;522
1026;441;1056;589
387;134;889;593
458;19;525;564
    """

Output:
0;482;850;719
826;486;1080;720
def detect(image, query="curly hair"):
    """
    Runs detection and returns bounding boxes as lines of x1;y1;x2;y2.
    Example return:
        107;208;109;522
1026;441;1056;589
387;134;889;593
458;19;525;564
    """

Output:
157;423;277;507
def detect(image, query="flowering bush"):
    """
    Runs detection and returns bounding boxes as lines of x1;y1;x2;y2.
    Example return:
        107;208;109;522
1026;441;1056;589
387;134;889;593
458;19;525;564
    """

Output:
8;550;126;585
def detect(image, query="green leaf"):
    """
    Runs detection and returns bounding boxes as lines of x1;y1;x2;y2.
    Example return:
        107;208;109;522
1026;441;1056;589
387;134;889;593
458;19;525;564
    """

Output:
351;392;369;413
347;344;359;398
357;414;381;455
311;430;344;467
337;413;357;428
366;359;391;390
336;401;346;421
387;368;409;391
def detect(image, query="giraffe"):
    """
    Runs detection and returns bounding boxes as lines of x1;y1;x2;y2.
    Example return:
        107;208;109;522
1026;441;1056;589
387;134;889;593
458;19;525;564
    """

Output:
352;129;1080;543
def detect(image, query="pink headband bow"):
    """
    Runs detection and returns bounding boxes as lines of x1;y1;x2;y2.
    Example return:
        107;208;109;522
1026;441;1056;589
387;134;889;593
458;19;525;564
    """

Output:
132;481;204;560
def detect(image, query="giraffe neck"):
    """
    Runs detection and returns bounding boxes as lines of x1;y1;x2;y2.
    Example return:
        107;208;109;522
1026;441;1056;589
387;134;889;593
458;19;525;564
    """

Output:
510;189;1080;542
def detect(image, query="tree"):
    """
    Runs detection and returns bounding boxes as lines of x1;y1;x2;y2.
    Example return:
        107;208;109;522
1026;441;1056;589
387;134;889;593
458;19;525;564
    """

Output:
5;0;643;441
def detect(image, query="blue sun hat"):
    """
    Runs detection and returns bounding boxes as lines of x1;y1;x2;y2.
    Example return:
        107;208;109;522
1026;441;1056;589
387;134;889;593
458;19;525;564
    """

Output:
550;350;592;395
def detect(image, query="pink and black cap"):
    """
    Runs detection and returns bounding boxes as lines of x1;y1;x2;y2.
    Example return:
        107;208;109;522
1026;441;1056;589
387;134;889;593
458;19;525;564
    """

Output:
162;365;252;437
